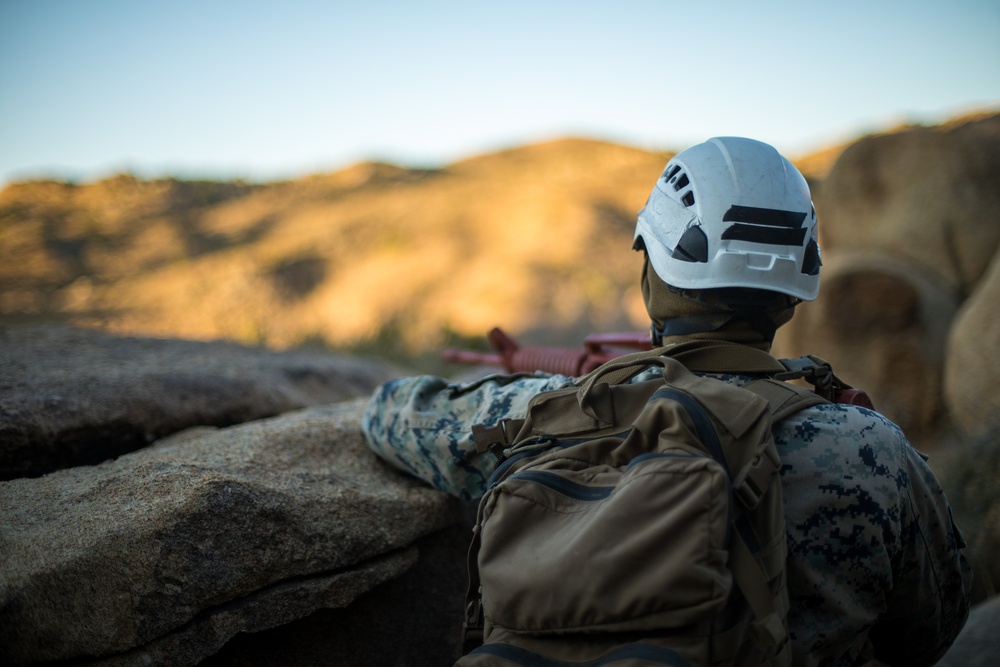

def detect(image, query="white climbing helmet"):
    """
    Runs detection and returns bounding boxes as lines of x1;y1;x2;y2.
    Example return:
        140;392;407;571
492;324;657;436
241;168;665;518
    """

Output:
634;136;821;301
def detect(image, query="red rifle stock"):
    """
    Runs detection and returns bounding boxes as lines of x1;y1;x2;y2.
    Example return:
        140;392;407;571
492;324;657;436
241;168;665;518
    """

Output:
441;328;652;376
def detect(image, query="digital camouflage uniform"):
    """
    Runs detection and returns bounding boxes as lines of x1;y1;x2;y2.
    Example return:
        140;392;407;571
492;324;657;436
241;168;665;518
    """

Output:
362;367;973;666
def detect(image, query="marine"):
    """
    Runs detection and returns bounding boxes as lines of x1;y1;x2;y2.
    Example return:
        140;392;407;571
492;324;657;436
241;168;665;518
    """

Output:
362;137;972;665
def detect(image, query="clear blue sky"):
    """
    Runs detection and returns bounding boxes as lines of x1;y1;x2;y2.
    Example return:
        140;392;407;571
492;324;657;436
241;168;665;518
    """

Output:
1;0;998;186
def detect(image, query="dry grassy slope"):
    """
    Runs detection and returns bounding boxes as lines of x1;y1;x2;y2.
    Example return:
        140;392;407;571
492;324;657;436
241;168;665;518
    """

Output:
0;139;682;349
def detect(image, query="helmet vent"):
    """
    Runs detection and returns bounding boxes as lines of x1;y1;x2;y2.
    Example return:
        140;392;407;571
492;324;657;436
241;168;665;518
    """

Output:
664;165;681;181
673;173;690;191
671;226;708;263
682;191;695;207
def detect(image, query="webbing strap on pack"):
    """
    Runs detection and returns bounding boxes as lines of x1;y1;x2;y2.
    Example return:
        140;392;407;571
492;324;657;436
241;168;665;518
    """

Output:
730;530;788;654
462;510;487;653
731;443;782;510
743;378;829;421
576;339;871;410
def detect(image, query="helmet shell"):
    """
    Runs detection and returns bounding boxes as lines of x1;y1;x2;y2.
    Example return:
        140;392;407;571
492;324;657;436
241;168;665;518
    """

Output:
634;137;821;301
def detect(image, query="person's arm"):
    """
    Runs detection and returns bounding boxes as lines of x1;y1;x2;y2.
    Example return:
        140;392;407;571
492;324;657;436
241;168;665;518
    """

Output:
775;404;973;665
869;444;974;666
362;372;575;503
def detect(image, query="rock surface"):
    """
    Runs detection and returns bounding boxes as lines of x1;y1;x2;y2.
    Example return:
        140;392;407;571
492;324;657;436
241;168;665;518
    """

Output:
0;399;462;665
88;550;420;667
202;521;473;667
938;595;1000;667
815;113;1000;298
938;428;1000;603
943;249;1000;440
773;251;959;442
774;113;1000;446
0;324;399;480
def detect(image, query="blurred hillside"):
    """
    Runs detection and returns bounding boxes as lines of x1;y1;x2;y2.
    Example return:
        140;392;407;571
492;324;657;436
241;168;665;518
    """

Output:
0;116;990;361
1;139;674;353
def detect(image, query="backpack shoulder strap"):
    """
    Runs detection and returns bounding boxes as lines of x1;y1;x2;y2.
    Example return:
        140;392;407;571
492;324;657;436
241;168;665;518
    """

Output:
640;340;864;408
741;377;830;422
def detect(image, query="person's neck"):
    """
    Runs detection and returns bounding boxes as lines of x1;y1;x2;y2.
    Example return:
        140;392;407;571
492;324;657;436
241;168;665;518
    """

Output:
655;324;773;352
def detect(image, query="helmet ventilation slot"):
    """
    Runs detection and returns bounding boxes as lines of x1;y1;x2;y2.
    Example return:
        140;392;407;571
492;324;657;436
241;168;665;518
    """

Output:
671;226;708;263
664;164;694;206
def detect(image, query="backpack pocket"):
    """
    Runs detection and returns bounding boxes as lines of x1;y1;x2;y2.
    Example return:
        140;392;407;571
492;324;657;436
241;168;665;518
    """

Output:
477;452;733;635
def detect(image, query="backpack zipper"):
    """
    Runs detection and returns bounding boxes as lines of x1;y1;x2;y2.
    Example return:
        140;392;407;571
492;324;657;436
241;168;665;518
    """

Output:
468;641;693;666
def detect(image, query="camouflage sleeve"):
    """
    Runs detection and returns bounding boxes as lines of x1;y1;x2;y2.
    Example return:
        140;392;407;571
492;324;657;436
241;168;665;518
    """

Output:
361;372;575;503
868;437;974;665
775;404;973;666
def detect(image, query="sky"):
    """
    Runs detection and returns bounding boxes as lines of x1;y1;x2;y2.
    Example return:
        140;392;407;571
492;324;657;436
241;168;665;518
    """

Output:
1;0;998;186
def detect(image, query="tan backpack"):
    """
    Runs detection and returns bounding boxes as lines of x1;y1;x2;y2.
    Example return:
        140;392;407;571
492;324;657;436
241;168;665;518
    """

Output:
458;341;834;667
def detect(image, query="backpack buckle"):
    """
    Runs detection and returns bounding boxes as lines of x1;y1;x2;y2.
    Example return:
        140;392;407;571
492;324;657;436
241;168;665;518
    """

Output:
750;611;787;649
472;418;524;458
461;593;485;652
732;446;781;510
774;355;836;401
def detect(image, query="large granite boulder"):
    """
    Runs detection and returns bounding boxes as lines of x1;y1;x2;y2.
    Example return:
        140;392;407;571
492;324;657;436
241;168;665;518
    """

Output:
0;399;464;666
816;113;1000;298
0;324;399;480
943;249;1000;440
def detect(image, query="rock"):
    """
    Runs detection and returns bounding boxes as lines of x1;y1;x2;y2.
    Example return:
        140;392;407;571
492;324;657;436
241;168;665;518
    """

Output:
773;251;959;442
943;249;1000;440
937;595;1000;667
816;113;1000;299
89;549;420;667
0;400;462;665
937;428;1000;604
203;520;474;667
0;324;400;480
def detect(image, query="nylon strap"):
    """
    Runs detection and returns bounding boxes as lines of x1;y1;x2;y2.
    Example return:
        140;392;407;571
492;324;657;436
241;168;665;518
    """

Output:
575;347;674;422
462;505;488;653
742;378;828;421
576;340;791;392
573;340;798;423
730;526;789;654
575;344;675;388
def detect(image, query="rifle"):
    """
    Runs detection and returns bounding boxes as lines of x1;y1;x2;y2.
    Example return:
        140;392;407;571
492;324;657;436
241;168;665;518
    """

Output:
442;327;874;409
441;327;652;377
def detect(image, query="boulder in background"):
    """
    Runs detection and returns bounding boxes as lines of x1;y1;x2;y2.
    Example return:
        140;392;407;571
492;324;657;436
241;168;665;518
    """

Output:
815;114;1000;299
774;252;959;444
943;249;1000;440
